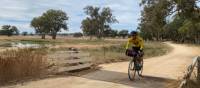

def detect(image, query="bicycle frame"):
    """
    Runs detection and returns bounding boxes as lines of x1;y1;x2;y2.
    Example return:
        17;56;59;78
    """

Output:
128;54;143;81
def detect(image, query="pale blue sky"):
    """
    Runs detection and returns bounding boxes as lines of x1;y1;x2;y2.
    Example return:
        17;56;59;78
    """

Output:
0;0;142;33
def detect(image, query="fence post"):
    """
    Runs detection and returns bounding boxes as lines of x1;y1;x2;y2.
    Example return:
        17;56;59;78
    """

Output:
198;57;200;81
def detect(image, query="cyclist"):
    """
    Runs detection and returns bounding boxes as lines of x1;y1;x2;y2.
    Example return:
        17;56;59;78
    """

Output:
125;31;144;69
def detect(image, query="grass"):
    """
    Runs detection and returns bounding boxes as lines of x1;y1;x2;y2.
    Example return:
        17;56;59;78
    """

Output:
19;39;60;44
80;41;172;65
49;40;171;65
0;43;12;47
168;80;200;88
0;37;172;85
0;48;48;85
144;41;172;58
0;38;120;48
53;38;123;45
186;80;200;88
0;37;172;66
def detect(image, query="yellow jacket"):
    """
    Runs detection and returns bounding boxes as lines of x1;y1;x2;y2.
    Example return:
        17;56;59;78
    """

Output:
125;36;144;50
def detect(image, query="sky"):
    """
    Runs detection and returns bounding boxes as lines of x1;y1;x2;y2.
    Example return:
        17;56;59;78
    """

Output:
0;0;142;33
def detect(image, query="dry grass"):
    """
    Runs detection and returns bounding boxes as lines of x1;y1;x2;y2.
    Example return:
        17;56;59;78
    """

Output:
168;80;200;88
144;41;172;58
79;41;172;65
186;80;200;88
0;48;48;85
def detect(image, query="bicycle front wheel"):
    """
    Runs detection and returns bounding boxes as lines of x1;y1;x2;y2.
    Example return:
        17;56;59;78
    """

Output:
128;60;136;81
137;58;143;77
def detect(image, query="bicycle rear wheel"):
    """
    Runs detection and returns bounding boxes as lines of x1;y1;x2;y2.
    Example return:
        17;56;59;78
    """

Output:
128;59;136;81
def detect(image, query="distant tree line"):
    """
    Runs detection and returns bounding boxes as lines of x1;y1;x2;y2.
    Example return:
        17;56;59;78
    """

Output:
73;29;129;38
0;25;33;36
0;6;131;39
139;0;200;44
29;6;130;39
0;25;19;36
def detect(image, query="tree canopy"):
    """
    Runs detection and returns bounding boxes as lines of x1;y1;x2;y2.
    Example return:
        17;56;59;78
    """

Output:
0;25;19;36
118;30;129;38
139;0;200;43
81;6;118;39
31;9;69;39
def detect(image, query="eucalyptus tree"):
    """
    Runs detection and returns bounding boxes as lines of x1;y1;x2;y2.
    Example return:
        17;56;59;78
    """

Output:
31;9;69;39
81;6;118;39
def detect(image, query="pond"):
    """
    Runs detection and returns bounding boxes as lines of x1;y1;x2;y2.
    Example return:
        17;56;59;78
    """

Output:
0;42;53;48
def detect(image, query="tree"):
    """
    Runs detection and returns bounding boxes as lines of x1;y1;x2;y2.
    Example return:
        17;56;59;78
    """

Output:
22;32;28;36
31;16;48;39
110;30;118;38
139;0;200;43
30;32;34;36
163;16;185;41
73;32;83;37
2;25;11;30
31;9;69;39
118;30;129;38
103;29;118;38
139;0;173;41
0;25;19;36
11;26;19;35
43;9;69;39
81;6;118;39
1;25;12;36
81;18;96;39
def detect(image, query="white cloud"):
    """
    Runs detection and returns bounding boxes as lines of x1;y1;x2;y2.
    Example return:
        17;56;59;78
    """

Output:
0;0;142;33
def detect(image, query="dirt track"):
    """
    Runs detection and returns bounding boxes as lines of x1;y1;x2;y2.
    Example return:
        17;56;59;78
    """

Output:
9;42;200;88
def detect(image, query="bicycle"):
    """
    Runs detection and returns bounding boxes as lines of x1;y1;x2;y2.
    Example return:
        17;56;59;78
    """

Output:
128;52;143;81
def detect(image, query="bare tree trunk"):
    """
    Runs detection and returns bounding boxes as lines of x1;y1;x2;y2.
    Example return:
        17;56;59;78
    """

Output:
52;34;57;39
89;35;92;40
41;33;45;39
156;32;159;41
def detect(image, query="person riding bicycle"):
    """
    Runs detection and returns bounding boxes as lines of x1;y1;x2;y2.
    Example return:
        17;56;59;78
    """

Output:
126;31;144;78
125;31;144;66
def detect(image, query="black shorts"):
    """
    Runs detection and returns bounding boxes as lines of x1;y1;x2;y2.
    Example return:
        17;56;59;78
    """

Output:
132;47;140;52
132;47;144;57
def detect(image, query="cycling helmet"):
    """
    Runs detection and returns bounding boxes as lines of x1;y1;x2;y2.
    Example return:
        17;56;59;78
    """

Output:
130;31;138;36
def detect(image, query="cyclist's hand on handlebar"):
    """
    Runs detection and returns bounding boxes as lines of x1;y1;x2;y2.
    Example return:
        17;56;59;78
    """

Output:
126;49;131;56
139;49;143;52
139;49;144;56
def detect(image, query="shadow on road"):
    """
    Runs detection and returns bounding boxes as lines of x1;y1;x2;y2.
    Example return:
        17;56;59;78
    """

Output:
81;70;177;88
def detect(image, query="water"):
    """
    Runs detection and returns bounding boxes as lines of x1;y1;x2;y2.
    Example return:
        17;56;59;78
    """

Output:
12;42;41;48
0;42;52;48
